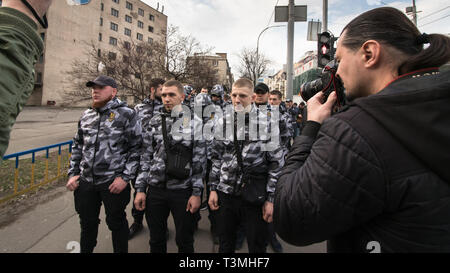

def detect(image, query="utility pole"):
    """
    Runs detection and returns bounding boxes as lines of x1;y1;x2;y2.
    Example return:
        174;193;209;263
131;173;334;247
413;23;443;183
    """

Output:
412;0;417;26
286;0;294;100
323;0;328;32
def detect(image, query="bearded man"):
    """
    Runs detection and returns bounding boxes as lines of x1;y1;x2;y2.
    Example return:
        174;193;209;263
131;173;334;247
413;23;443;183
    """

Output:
66;75;141;253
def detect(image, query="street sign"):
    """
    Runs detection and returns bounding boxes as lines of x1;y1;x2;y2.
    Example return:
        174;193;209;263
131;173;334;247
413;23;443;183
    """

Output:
275;5;307;22
307;20;322;41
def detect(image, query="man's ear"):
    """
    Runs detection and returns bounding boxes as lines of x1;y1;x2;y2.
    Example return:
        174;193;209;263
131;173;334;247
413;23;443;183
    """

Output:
361;40;381;68
112;88;118;98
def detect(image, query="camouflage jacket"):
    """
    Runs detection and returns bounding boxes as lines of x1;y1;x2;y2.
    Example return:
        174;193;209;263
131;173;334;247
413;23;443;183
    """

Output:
134;98;163;132
273;104;295;150
68;98;141;185
208;104;285;203
135;106;206;196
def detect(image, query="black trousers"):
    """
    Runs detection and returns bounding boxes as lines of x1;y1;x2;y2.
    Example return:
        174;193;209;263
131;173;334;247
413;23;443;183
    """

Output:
145;186;196;253
74;179;131;253
217;191;268;253
131;180;145;223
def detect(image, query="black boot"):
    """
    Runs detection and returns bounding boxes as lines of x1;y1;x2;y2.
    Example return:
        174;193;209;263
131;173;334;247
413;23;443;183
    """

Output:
128;221;143;240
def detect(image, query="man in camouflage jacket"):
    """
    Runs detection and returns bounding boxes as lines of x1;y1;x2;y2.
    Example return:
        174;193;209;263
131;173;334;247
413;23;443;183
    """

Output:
66;75;141;253
128;78;165;239
208;78;285;253
134;80;206;253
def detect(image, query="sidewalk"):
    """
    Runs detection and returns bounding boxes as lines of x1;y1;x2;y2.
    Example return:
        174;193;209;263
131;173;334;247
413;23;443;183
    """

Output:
0;185;326;253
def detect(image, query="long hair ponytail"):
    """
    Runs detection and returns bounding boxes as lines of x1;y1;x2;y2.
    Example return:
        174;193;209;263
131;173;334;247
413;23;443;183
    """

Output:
341;7;450;75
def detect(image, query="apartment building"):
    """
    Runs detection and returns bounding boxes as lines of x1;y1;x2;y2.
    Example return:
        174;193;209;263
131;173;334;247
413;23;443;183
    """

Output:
27;0;167;106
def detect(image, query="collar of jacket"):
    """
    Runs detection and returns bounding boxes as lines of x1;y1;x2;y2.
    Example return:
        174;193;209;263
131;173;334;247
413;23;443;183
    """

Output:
143;97;162;105
94;97;124;113
381;67;440;91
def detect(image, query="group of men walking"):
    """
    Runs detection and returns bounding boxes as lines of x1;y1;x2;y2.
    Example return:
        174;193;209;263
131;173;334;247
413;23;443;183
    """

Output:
66;76;297;253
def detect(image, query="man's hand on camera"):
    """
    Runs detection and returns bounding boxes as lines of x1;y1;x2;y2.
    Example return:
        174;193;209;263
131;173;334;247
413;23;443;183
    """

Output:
307;91;337;124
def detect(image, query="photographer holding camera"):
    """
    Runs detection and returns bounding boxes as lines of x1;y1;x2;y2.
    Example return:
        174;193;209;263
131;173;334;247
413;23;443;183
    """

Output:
274;7;450;252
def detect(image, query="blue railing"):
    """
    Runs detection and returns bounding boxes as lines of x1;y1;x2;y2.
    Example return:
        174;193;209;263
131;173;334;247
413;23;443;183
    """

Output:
1;140;73;204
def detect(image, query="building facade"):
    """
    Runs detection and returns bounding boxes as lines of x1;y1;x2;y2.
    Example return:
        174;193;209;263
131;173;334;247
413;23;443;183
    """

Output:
27;0;167;106
187;52;234;91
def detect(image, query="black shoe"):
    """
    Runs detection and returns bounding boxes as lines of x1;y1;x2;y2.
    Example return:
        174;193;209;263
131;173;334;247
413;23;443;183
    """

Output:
200;201;208;211
235;232;245;250
212;235;219;245
270;235;283;253
128;222;143;240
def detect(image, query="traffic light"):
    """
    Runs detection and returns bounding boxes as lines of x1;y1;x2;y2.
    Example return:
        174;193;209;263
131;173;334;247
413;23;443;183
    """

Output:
317;32;335;68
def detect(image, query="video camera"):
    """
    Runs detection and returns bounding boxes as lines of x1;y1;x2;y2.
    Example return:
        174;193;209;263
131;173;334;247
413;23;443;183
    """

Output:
300;60;346;109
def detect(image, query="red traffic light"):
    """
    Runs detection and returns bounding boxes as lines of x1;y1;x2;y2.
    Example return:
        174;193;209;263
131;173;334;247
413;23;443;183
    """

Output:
317;31;334;68
321;44;329;55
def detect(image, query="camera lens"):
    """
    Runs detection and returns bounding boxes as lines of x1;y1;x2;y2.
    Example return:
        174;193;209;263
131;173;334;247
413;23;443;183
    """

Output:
300;79;323;101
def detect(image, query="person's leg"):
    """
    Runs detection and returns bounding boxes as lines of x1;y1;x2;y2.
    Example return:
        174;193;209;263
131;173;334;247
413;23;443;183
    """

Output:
169;189;196;253
101;182;131;253
267;222;283;253
145;186;170;253
74;180;101;253
243;203;268;253
129;189;145;239
217;192;240;253
205;160;218;244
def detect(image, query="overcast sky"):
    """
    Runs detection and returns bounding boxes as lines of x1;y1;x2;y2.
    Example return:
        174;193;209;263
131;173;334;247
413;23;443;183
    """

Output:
142;0;450;78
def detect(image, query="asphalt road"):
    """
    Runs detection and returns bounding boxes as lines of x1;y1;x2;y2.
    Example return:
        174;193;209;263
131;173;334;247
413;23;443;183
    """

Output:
5;106;85;156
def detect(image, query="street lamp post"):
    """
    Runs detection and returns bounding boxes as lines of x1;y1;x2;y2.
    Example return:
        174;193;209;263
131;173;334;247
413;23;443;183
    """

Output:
256;25;285;82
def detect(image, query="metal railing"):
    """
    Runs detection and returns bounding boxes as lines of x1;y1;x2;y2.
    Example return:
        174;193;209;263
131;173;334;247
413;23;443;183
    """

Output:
0;141;73;204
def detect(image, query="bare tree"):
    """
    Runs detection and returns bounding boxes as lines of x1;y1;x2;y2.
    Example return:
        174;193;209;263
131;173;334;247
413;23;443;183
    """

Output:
236;47;271;85
65;39;161;104
152;25;215;83
66;25;217;105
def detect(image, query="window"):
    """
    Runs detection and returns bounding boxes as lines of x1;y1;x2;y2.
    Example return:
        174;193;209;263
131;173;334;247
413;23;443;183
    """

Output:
112;0;119;3
111;8;119;17
213;60;219;67
126;1;133;10
149;14;155;21
125;15;132;23
110;22;118;31
138;8;144;16
137;33;143;41
148;37;153;44
124;28;131;36
138;21;144;29
135;73;141;79
100;17;103;26
148;26;154;33
99;33;102;41
124;41;131;49
101;3;104;11
108;52;117;60
109;37;118;46
40;32;45;41
39;54;44;63
97;49;102;57
123;55;130;63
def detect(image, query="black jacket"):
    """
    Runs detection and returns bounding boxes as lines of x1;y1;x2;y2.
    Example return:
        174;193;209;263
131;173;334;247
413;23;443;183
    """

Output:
274;68;450;252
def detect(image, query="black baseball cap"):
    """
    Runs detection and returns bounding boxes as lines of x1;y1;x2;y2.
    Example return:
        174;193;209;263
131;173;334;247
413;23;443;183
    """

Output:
86;75;118;89
254;83;269;94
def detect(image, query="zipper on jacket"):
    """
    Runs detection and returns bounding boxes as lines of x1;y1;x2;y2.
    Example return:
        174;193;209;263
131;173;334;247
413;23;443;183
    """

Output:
92;111;102;184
